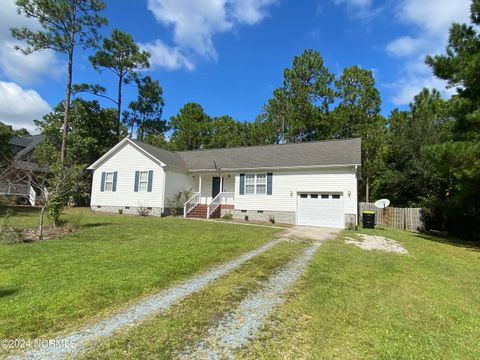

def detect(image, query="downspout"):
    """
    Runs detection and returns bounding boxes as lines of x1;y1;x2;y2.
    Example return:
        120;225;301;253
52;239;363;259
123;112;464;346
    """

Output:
161;166;167;215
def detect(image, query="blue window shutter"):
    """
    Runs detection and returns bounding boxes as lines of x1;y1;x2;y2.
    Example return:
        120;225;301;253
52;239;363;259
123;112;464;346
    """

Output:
134;171;139;192
239;173;245;195
267;173;273;195
112;171;118;192
147;170;153;192
100;172;106;192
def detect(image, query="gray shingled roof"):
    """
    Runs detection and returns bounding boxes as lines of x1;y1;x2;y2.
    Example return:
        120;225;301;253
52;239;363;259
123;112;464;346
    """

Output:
132;138;361;171
130;140;186;168
9;135;45;159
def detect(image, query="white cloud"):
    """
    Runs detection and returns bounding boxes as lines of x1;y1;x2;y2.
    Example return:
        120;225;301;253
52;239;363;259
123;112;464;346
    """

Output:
0;81;51;132
140;40;195;71
229;0;277;25
332;0;381;20
0;41;63;84
386;36;426;57
333;0;372;8
0;0;63;85
387;58;456;105
397;0;470;34
146;0;277;66
385;0;471;105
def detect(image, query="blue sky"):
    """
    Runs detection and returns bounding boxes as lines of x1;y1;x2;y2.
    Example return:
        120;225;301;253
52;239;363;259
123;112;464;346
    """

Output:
0;0;472;132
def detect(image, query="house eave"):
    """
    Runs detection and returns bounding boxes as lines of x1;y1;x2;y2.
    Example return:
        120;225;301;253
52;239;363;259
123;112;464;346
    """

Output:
186;163;361;173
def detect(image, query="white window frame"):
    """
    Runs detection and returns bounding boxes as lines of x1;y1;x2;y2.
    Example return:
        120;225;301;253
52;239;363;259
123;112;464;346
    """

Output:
104;172;114;192
138;170;149;192
244;173;267;195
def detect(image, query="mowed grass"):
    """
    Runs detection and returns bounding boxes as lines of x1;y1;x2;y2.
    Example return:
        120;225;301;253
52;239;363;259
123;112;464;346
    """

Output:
0;208;280;340
1;206;41;228
241;229;480;359
80;240;308;360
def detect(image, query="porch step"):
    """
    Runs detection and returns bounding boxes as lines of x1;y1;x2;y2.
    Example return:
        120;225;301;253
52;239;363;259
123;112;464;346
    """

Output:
186;204;223;219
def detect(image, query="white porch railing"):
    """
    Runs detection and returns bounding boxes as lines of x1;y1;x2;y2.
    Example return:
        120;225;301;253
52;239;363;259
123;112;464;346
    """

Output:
183;192;200;218
29;186;36;206
0;182;30;196
207;192;235;219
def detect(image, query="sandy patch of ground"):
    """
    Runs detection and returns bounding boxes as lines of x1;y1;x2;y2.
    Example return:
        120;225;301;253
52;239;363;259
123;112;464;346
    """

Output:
345;234;408;254
281;226;341;242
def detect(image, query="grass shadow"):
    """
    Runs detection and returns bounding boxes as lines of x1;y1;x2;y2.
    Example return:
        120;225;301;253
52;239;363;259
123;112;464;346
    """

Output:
413;232;480;252
80;222;113;229
0;288;20;298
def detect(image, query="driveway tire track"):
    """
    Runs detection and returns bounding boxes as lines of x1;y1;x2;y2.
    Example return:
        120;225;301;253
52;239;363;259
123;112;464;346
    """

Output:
180;241;322;360
8;239;281;360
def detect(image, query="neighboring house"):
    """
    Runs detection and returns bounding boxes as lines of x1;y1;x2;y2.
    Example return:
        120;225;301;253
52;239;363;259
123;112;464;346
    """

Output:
88;138;361;228
0;135;48;205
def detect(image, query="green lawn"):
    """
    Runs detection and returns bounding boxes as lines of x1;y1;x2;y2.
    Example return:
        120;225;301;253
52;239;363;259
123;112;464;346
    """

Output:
1;206;41;228
0;208;280;340
240;229;480;359
3;209;479;359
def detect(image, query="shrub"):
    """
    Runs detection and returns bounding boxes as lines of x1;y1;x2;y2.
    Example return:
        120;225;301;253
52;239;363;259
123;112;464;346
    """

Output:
137;205;150;217
47;195;66;227
168;189;193;217
118;208;123;215
1;209;23;244
222;212;233;220
269;215;275;224
244;215;249;221
1;226;23;244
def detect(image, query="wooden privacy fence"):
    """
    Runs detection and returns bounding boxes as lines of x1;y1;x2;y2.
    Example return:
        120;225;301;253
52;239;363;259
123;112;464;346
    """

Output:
359;202;425;232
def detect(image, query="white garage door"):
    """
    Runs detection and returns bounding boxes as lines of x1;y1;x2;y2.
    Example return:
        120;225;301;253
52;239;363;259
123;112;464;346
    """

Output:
297;193;344;228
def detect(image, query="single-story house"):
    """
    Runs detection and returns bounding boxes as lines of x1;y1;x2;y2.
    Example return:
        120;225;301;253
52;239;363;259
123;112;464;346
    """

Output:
88;137;361;228
1;134;48;205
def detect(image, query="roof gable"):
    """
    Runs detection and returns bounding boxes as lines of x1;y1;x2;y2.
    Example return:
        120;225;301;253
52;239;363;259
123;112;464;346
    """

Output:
87;138;168;170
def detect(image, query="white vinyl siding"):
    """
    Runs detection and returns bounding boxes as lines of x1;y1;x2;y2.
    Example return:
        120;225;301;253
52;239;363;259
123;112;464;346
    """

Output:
163;170;195;207
234;167;358;217
91;142;165;209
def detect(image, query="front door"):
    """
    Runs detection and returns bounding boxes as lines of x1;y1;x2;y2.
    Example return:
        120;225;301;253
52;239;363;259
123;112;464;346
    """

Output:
212;177;221;198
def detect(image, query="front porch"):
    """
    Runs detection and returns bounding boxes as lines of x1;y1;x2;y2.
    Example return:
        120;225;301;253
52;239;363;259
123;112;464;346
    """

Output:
183;174;235;219
0;182;45;206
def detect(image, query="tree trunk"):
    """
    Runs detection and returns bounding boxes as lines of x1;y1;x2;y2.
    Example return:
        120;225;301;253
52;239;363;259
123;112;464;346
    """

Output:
116;74;123;140
365;176;370;203
61;47;74;164
39;205;46;240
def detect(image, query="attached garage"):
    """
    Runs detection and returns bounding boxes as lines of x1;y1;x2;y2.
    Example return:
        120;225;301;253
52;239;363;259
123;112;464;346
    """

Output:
297;193;345;228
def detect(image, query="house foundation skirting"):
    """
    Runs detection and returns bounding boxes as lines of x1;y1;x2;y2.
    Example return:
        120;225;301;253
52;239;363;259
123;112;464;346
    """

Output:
91;205;163;217
226;209;296;225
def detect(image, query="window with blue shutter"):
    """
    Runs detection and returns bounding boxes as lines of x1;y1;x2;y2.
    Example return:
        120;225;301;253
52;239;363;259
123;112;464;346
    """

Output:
112;171;118;192
239;174;245;195
101;172;116;192
239;173;272;195
134;170;153;192
100;172;106;192
267;173;273;195
134;171;140;192
147;170;153;192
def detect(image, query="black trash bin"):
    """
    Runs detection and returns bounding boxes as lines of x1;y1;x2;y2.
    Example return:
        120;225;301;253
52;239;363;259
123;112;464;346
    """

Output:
362;210;375;229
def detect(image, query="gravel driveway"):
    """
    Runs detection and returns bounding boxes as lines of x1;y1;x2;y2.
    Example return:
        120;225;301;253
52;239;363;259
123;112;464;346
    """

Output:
8;239;281;360
180;226;339;359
